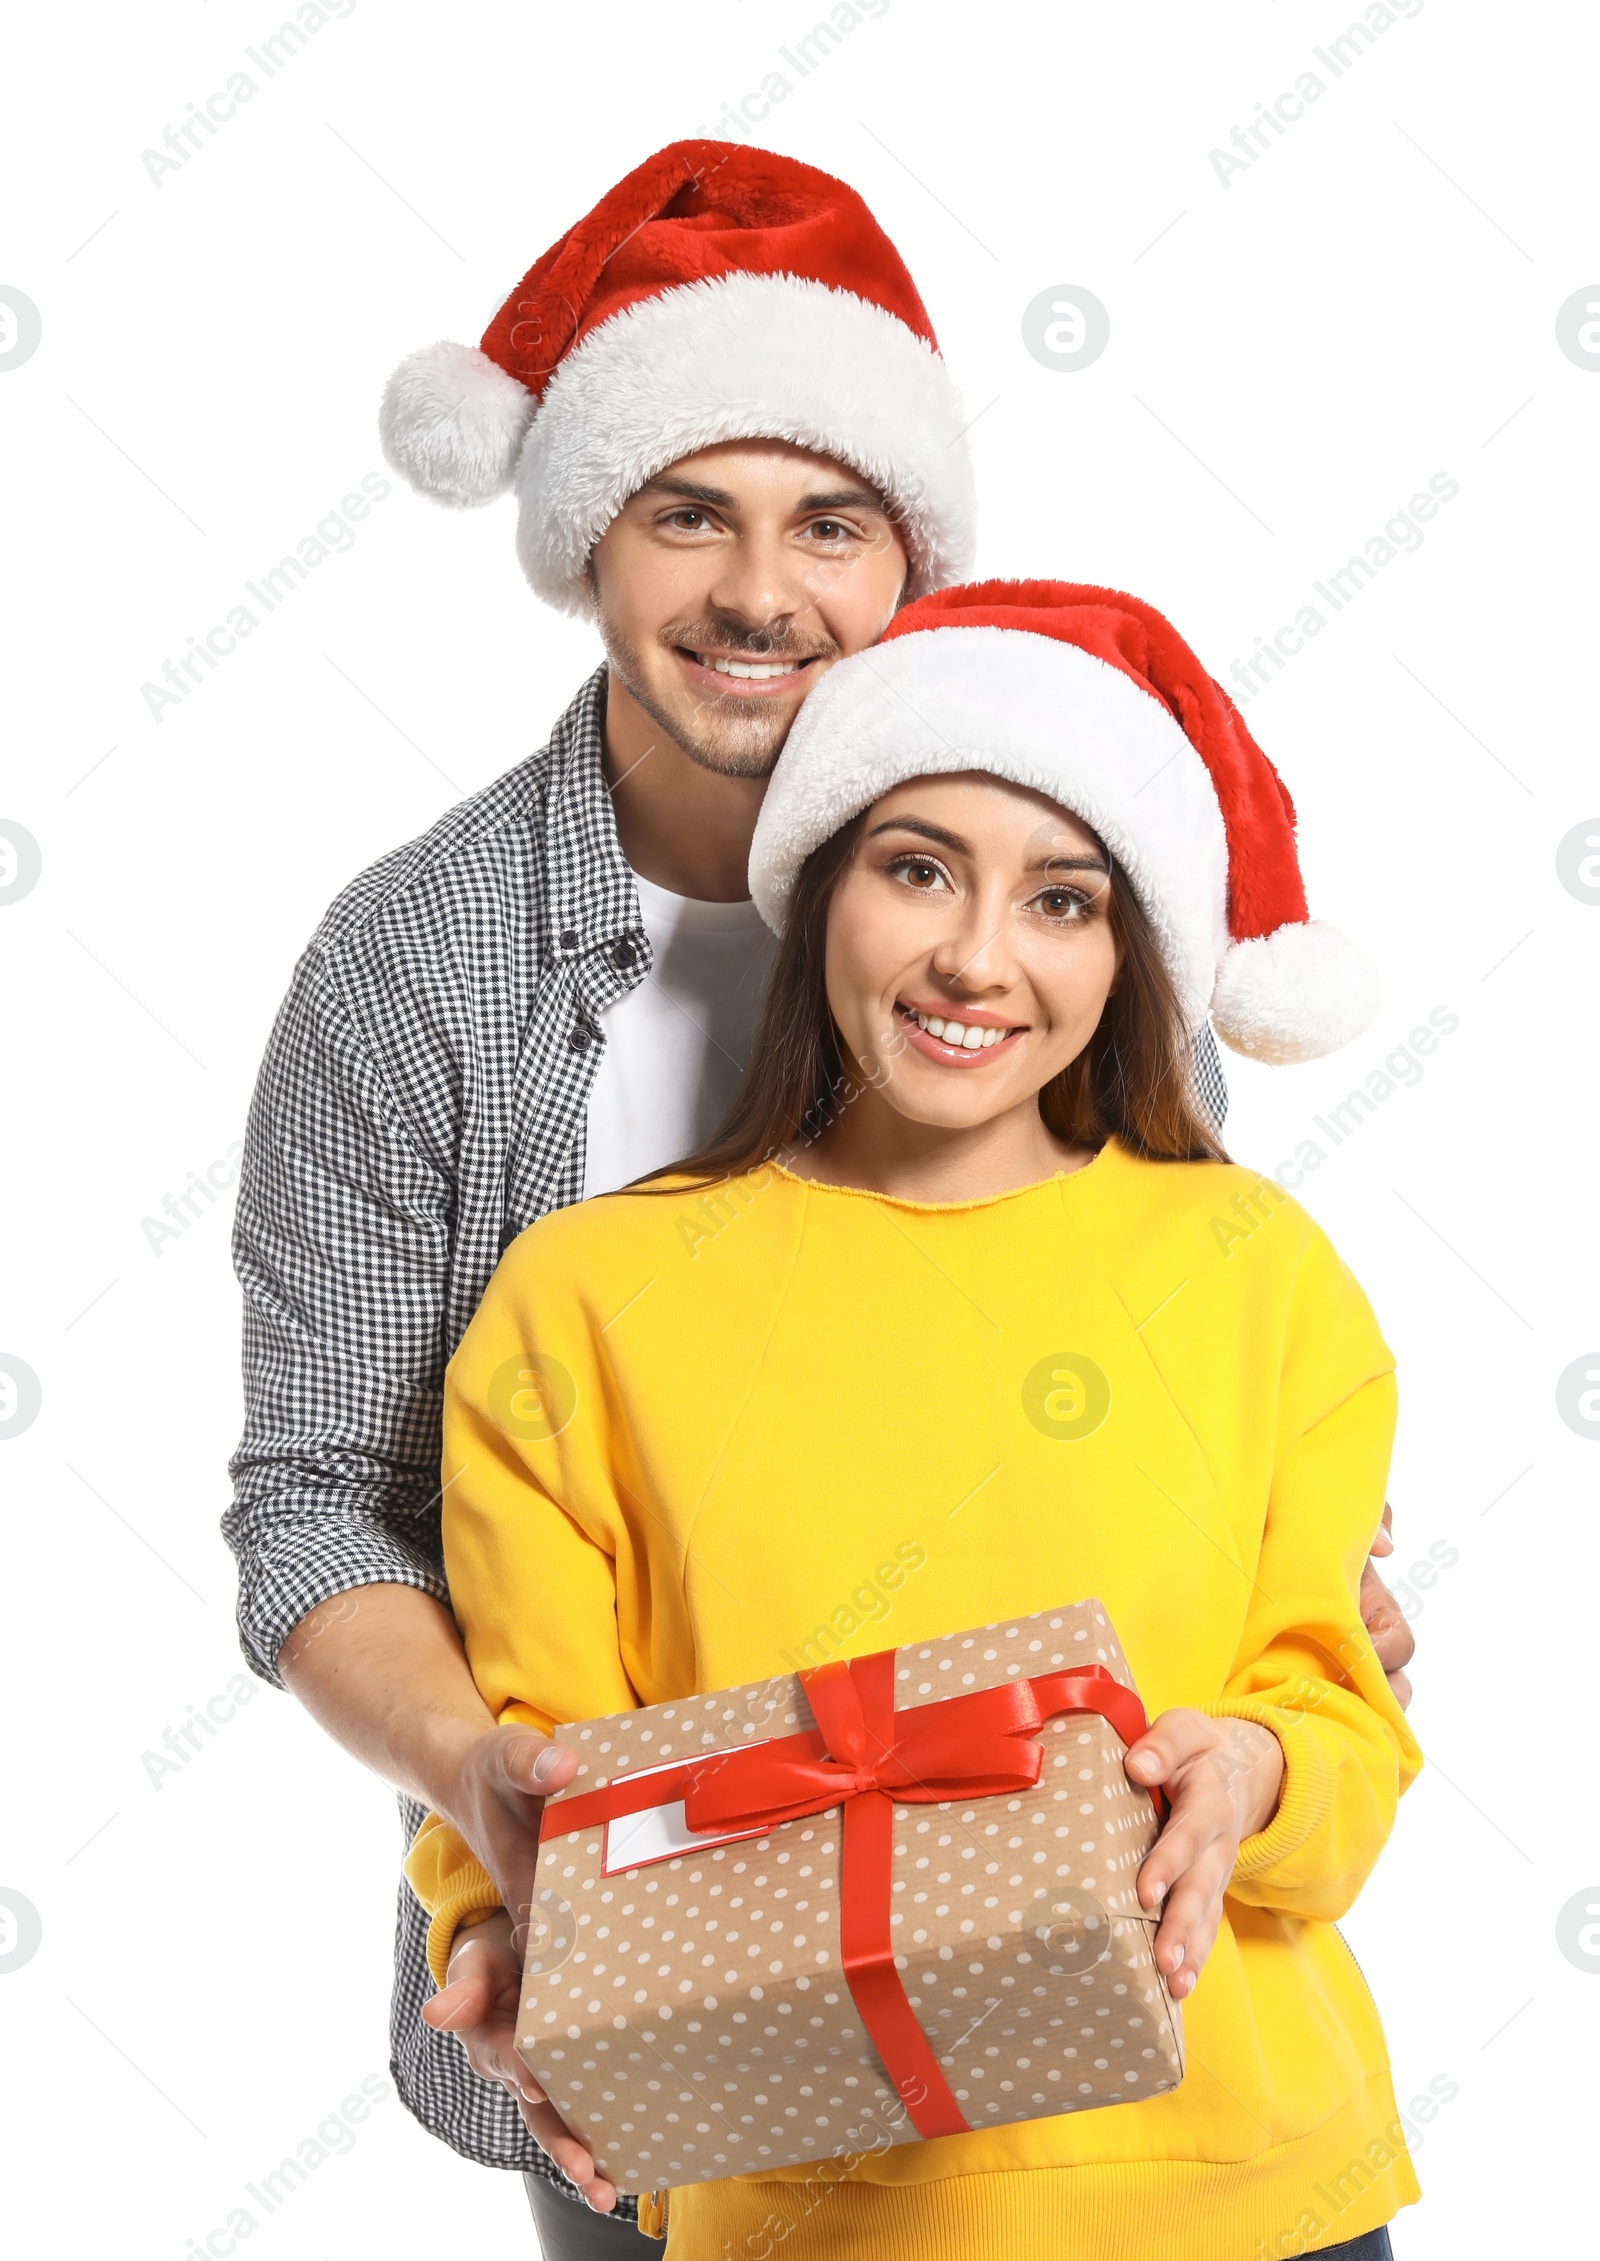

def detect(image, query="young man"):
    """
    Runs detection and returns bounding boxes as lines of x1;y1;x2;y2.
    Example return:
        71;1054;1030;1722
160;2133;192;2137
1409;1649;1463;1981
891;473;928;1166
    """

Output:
224;144;1413;2260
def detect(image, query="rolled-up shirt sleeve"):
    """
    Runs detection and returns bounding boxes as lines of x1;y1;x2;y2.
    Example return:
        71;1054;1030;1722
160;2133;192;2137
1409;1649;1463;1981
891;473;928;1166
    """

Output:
223;944;455;1685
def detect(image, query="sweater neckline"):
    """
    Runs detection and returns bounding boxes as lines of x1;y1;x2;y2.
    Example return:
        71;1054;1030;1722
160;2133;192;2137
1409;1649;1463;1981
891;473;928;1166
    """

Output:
766;1138;1119;1215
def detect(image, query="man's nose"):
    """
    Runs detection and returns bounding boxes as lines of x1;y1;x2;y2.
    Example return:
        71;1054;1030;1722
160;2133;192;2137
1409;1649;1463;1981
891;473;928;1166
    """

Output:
705;532;816;634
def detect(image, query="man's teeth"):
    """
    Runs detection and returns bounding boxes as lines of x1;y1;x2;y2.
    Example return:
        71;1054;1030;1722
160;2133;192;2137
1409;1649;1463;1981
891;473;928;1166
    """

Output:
705;656;800;679
911;1010;1012;1050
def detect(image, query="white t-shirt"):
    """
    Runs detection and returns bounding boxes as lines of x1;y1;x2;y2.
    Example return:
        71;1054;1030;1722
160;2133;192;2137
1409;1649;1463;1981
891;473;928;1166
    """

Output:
580;872;777;1198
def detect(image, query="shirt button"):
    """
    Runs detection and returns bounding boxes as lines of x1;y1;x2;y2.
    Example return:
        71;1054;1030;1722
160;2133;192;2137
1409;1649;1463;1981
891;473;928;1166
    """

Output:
558;927;580;952
568;1024;593;1051
612;939;637;969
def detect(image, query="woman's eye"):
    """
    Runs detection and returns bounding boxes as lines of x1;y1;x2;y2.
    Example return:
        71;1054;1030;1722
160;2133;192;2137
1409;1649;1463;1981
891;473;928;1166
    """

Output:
1033;886;1093;920
886;854;950;891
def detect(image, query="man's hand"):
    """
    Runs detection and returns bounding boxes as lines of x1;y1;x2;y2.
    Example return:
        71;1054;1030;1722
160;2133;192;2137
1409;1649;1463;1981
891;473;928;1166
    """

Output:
1361;1503;1415;1710
1124;1710;1285;2000
431;1723;579;1941
276;1592;610;2190
277;1586;582;1932
421;1911;617;2213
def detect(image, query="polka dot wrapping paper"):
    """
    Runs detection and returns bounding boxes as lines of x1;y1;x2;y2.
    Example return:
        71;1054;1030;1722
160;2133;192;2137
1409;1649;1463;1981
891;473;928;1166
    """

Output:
514;1601;1184;2191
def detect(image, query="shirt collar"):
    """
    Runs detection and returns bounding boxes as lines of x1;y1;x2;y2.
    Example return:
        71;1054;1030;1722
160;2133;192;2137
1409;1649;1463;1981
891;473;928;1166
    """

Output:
542;665;642;953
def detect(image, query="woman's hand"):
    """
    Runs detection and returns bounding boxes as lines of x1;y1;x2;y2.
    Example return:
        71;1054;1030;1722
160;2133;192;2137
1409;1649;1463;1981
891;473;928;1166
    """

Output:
1361;1502;1415;1708
1124;1710;1285;2001
420;1910;618;2213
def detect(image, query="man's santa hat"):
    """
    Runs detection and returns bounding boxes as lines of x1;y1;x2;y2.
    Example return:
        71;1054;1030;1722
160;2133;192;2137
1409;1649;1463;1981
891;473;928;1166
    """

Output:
379;140;975;616
749;581;1380;1065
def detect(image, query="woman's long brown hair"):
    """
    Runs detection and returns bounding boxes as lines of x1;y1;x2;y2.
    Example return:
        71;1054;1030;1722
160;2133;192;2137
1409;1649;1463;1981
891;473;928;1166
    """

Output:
636;809;1228;1192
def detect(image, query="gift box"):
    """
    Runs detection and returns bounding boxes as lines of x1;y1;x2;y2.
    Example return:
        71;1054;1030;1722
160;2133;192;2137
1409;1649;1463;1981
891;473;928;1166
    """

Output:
515;1600;1183;2192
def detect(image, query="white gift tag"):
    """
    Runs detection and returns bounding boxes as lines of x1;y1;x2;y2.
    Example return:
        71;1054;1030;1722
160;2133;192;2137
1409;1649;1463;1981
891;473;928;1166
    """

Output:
598;1750;777;1875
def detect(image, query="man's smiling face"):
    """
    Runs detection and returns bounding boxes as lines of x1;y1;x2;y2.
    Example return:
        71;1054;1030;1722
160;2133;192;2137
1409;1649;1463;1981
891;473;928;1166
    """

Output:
589;438;910;779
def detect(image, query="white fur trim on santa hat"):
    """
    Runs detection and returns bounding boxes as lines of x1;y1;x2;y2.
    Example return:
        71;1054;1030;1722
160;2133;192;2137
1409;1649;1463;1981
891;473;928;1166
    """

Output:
512;272;977;615
749;624;1231;1031
1211;921;1380;1064
380;341;538;509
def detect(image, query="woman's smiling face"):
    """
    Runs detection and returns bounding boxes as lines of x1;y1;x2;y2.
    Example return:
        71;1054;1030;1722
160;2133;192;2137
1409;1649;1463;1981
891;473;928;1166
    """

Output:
824;771;1123;1133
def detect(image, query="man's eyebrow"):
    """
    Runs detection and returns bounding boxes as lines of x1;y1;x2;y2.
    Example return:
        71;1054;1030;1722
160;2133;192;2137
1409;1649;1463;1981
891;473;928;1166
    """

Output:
634;476;889;515
796;487;888;513
635;475;739;507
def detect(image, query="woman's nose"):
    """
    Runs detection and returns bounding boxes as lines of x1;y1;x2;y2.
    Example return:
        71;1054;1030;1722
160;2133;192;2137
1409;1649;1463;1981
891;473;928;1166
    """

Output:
931;893;1018;991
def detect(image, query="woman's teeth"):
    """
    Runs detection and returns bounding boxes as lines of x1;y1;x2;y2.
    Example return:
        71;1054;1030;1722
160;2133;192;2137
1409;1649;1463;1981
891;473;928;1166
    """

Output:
910;1010;1013;1050
704;656;800;679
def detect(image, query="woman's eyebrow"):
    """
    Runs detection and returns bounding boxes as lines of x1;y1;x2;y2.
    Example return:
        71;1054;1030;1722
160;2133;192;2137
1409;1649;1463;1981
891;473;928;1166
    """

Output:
866;817;970;853
1026;850;1109;873
868;817;1109;875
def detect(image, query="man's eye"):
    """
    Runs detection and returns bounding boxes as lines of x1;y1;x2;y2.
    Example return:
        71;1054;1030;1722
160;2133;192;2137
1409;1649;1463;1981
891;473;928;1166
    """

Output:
808;519;852;541
669;509;709;531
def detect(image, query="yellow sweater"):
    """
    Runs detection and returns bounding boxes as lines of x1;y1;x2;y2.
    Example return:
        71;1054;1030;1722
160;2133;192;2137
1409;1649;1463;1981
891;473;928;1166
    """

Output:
409;1143;1423;2261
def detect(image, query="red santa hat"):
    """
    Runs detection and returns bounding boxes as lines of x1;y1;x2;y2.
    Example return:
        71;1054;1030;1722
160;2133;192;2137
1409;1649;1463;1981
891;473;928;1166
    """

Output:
379;140;976;617
748;580;1380;1065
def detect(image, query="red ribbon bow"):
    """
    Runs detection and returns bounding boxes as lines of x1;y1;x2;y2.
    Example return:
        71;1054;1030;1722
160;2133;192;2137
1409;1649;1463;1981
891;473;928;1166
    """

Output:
540;1652;1163;2140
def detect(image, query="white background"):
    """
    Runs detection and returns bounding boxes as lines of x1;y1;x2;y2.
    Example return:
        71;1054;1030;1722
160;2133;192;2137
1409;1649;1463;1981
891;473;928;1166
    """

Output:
2;2;1596;2254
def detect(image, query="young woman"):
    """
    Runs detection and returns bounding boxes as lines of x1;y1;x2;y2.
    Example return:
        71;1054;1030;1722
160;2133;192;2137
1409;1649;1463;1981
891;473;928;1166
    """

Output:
408;583;1422;2260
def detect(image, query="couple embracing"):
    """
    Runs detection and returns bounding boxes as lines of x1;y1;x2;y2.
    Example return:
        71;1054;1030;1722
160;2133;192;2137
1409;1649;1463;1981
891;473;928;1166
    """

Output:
226;143;1421;2260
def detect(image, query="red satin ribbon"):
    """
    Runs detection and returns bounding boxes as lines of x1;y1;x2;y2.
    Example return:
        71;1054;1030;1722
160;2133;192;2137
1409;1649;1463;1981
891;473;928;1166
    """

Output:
539;1654;1163;2140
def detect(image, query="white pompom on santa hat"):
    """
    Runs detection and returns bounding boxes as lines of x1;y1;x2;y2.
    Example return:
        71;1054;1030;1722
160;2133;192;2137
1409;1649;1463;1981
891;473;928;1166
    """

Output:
749;580;1380;1067
379;140;976;616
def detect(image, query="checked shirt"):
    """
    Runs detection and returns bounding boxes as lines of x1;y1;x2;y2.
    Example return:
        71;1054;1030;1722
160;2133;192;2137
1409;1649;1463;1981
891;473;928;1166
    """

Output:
222;666;1229;2202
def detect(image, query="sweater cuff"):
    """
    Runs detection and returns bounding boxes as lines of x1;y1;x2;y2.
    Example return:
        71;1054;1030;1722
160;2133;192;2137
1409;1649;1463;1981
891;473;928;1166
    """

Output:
402;1813;506;1988
422;1873;505;1989
1203;1699;1336;1888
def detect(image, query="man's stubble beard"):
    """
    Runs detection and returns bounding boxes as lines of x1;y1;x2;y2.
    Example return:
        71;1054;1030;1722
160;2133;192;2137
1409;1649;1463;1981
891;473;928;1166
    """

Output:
597;608;840;782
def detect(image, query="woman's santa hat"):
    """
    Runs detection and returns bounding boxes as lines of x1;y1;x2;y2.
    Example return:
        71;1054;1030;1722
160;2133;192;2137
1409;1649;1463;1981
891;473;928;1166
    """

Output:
379;140;975;616
749;580;1380;1066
